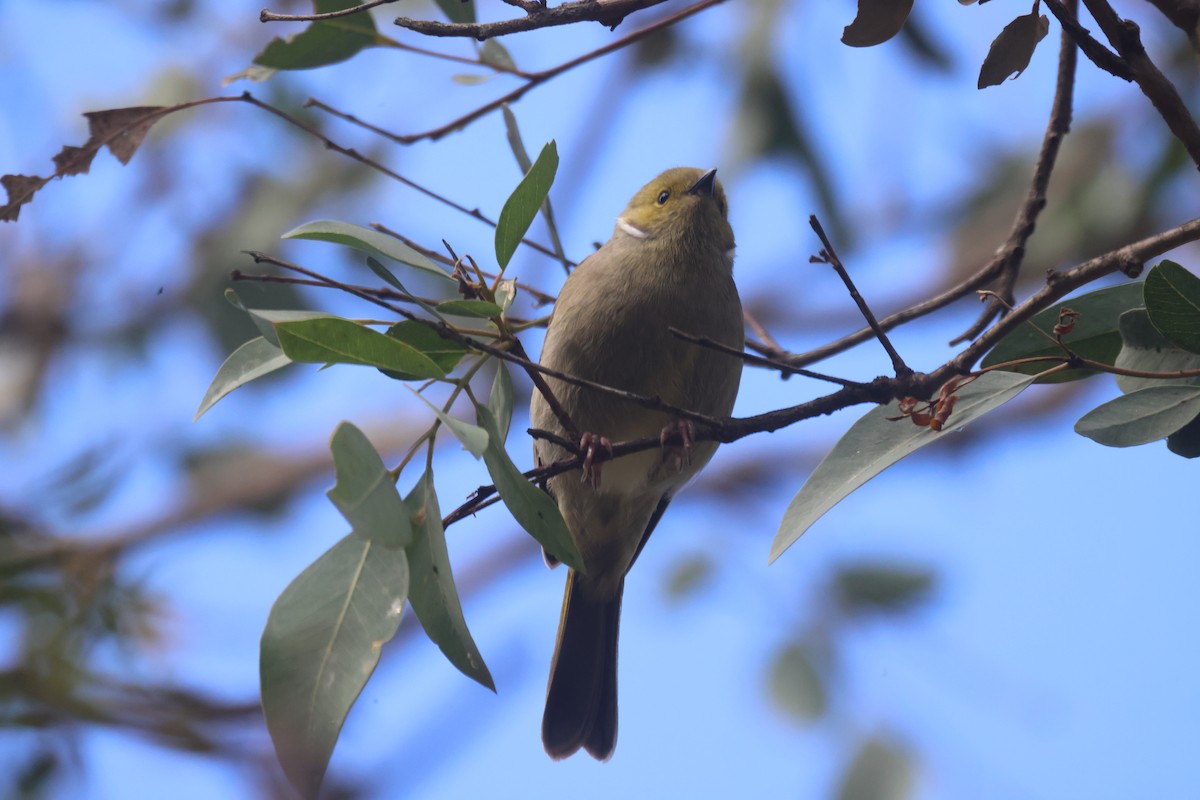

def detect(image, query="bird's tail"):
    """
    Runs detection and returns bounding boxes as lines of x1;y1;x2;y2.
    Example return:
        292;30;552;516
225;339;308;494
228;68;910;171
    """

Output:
542;569;623;760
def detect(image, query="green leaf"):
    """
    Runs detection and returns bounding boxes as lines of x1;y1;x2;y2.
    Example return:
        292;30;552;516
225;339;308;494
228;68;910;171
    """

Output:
980;282;1144;382
769;642;827;722
407;387;489;457
1144;260;1200;355
488;361;515;445
1114;309;1200;394
833;563;934;615
480;40;516;72
977;11;1049;89
501;106;566;264
434;0;474;24
494;140;558;269
841;0;914;47
451;73;494;86
1074;385;1200;447
247;309;332;347
378;320;467;381
474;402;583;571
494;278;517;313
403;470;495;690
283;220;450;280
769;371;1036;563
327;422;412;548
435;299;504;319
253;0;382;71
837;738;913;800
274;317;445;378
663;553;714;602
194;336;291;420
261;533;408;798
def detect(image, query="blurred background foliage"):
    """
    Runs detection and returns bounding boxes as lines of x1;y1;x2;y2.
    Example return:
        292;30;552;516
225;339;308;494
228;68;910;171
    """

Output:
1;0;1198;797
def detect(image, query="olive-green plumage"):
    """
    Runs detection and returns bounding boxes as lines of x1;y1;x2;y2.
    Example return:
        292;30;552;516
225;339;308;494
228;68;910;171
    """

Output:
532;167;743;760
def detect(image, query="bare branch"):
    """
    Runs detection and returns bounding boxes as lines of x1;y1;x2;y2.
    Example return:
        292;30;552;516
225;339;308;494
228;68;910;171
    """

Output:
1080;0;1200;168
953;0;1080;343
809;215;911;377
261;0;398;23
394;0;671;40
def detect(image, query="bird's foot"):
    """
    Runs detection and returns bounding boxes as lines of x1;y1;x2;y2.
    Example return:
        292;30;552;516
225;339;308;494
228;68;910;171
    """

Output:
660;420;694;472
579;433;613;488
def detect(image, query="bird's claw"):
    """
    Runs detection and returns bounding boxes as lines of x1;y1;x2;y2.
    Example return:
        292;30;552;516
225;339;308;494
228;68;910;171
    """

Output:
660;420;694;472
579;433;613;488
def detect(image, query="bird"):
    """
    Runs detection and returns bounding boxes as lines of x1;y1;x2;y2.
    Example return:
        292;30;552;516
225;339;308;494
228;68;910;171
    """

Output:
530;166;744;760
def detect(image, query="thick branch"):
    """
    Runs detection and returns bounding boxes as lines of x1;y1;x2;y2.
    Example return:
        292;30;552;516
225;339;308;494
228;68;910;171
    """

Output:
1080;0;1200;168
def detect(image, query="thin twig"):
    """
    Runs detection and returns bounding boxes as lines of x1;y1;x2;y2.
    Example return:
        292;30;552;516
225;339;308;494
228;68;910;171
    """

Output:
394;0;672;39
345;0;728;143
952;0;1080;344
809;215;911;377
244;250;730;429
261;0;398;23
668;327;861;386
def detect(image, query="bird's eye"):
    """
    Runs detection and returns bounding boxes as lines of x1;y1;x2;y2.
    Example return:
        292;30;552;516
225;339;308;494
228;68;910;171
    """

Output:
656;190;670;205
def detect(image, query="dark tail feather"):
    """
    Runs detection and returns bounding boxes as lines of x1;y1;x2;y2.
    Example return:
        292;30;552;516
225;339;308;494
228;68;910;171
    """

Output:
542;570;622;761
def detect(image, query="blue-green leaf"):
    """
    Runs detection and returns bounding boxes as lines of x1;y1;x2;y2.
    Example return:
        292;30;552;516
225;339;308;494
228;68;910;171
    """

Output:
474;402;583;570
283;220;450;279
403;469;494;690
261;533;408;798
194;337;291;421
327;422;412;548
770;371;1037;563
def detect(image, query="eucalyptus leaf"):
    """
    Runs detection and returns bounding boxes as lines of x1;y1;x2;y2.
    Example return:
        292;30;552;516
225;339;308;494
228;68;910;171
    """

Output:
495;141;558;269
1074;385;1200;447
408;387;489;457
434;0;474;24
488;362;514;445
283;220;450;279
403;470;495;690
253;0;382;71
436;299;504;319
475;403;583;570
1114;309;1200;394
770;371;1036;563
274;317;444;379
261;533;408;798
195;336;291;420
1144;260;1200;355
327;422;412;548
378;320;467;381
769;642;827;721
980;282;1144;382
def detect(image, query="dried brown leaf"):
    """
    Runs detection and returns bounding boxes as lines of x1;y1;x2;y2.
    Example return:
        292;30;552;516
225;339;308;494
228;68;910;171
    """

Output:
3;105;171;223
1;174;50;222
52;145;97;177
84;106;168;165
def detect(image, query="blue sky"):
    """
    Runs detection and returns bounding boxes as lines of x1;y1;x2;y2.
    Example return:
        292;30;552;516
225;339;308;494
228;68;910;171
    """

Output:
2;1;1199;798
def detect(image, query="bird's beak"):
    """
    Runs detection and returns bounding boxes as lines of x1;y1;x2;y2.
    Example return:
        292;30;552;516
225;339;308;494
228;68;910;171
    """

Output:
686;168;718;197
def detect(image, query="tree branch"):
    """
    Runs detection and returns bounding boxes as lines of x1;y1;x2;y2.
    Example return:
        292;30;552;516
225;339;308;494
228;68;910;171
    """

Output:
1080;0;1200;168
952;0;1080;344
394;0;671;40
